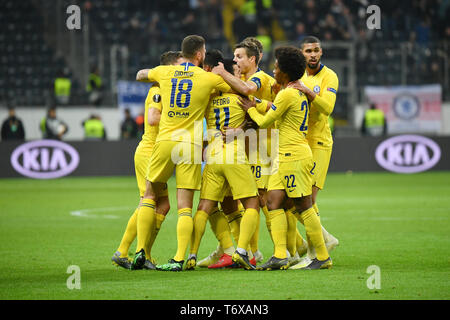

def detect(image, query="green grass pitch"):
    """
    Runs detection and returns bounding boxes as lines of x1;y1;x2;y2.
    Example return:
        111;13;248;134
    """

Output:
0;172;449;300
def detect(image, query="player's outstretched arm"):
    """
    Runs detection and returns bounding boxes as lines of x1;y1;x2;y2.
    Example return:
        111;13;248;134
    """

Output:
212;62;257;96
136;69;151;82
238;96;278;129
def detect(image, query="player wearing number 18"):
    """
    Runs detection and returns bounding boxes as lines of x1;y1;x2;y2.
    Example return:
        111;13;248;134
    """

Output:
238;46;331;270
134;35;231;271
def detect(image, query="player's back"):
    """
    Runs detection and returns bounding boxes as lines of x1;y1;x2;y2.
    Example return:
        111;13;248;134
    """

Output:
301;64;338;149
147;62;230;146
205;92;247;164
273;87;312;161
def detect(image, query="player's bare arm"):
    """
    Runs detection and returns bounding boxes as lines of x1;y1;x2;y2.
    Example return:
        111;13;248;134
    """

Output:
136;69;150;82
212;62;257;96
148;108;161;126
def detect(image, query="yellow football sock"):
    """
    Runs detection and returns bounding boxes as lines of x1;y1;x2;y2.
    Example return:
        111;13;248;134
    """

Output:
136;199;156;256
189;210;209;255
296;207;328;261
226;210;242;244
285;207;298;257
262;205;272;241
174;208;193;262
209;208;234;253
250;210;260;252
296;229;307;256
237;208;258;252
269;209;288;259
117;208;138;257
145;212;166;259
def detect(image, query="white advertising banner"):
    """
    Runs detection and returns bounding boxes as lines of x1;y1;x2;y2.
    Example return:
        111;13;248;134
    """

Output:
364;85;442;134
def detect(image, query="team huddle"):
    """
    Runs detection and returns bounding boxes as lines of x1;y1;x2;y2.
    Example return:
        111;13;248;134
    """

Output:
111;34;339;271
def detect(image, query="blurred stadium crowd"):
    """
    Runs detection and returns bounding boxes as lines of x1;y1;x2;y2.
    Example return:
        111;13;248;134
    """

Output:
0;0;448;109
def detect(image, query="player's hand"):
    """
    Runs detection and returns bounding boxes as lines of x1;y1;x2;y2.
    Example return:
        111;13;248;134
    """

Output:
212;62;225;75
287;80;304;91
237;96;256;112
221;126;242;144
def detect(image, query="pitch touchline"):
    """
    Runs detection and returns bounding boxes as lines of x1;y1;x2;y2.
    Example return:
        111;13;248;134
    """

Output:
70;206;134;219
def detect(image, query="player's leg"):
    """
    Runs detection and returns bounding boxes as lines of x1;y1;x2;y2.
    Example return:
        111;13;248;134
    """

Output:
144;188;170;269
113;146;147;269
132;180;160;269
186;198;217;269
292;194;331;269
232;195;259;270
222;196;242;244
112;198;140;269
207;206;236;269
156;151;202;271
309;148;339;254
256;189;290;270
135;141;174;270
283;198;307;267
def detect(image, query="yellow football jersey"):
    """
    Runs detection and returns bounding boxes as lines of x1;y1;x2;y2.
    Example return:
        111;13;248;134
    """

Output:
247;87;311;161
140;85;162;149
301;64;339;149
205;92;247;164
247;69;277;162
248;69;277;102
147;62;231;146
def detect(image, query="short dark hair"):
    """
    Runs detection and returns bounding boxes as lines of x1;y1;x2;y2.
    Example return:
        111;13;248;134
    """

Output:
181;35;205;59
301;36;321;48
204;49;224;68
243;37;263;55
274;46;306;82
235;40;260;65
223;59;237;74
160;51;182;65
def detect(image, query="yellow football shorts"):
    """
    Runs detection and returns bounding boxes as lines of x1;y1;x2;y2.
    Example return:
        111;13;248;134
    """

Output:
200;163;258;202
268;157;314;198
310;147;332;190
134;143;168;197
147;141;202;190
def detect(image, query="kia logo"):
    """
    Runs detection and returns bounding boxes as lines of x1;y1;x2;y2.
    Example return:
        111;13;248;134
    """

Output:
10;140;80;179
375;135;441;173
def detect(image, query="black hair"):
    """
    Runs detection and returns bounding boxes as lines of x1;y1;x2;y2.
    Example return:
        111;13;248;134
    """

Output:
204;49;224;68
274;46;306;82
223;59;237;74
301;36;321;48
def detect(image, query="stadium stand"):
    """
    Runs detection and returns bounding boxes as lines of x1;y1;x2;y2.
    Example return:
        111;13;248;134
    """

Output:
0;0;448;115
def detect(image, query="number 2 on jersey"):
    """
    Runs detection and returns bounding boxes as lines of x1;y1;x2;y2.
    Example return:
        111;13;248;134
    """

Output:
170;78;192;108
299;100;308;131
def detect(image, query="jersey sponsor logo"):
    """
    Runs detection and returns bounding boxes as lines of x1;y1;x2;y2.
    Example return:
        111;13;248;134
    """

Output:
313;85;321;93
173;70;194;78
168;111;189;118
250;77;262;90
327;87;337;94
375;135;441;173
153;94;161;103
10;140;80;179
393;93;420;120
